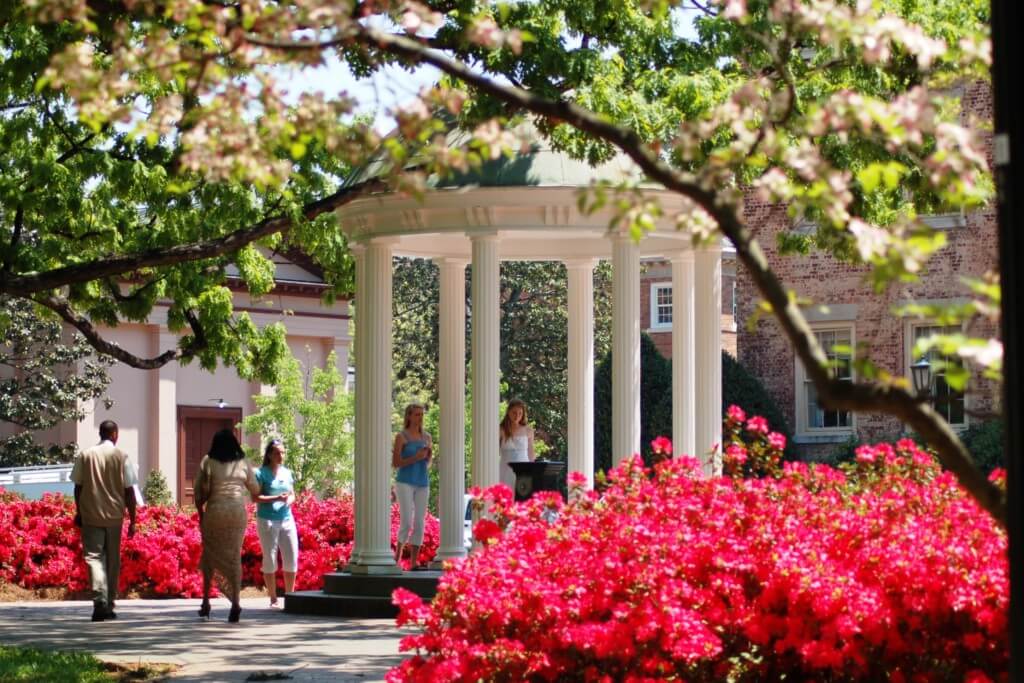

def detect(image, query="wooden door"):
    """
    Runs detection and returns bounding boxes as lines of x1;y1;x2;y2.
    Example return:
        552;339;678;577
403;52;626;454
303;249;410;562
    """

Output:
177;407;243;505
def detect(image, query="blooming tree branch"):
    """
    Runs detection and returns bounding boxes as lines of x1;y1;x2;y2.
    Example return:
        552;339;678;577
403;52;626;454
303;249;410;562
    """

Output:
7;0;1004;521
351;25;1006;524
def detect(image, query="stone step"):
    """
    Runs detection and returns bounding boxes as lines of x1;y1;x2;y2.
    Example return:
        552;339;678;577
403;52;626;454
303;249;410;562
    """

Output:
321;571;440;599
284;590;399;619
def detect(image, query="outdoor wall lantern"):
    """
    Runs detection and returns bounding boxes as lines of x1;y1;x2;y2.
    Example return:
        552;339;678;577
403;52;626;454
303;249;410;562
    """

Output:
911;357;933;397
209;398;228;409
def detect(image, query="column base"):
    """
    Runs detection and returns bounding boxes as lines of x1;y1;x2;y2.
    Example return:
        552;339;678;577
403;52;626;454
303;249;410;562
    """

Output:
429;549;467;569
346;551;402;575
347;561;403;576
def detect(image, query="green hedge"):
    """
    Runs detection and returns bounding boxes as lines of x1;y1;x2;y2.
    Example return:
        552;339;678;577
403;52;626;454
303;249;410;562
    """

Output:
722;351;792;448
594;336;791;474
823;421;1004;472
960;420;1005;474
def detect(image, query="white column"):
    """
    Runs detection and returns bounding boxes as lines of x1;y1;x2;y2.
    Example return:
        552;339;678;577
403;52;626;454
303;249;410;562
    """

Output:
611;233;641;464
154;330;178;501
670;251;696;459
432;258;468;567
695;245;723;475
471;234;501;491
565;259;596;487
347;244;368;568
350;240;401;574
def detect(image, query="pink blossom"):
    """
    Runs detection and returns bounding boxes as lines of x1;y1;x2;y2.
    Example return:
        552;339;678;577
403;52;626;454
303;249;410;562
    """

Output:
726;404;747;423
745;415;769;434
387;432;1007;681
0;491;440;596
650;436;673;455
724;444;748;464
855;445;878;464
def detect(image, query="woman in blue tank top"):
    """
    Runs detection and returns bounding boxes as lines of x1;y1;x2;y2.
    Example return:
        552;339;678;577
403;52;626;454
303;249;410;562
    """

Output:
392;403;432;570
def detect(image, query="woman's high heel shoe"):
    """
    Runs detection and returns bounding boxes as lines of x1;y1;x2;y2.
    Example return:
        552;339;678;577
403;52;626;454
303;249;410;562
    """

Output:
228;605;241;623
198;600;211;620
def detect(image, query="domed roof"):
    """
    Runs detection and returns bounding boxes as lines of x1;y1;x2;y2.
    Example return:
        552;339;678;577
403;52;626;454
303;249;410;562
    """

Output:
343;119;646;191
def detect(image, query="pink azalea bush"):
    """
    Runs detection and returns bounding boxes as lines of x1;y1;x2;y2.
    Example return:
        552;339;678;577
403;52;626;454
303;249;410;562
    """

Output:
388;410;1008;682
0;491;439;597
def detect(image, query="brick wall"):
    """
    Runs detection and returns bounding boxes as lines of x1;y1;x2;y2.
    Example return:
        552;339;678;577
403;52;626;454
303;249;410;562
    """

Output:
736;82;999;456
640;258;738;359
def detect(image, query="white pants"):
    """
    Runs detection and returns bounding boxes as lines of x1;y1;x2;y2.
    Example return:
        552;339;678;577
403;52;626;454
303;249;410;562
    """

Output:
395;482;428;546
256;517;299;574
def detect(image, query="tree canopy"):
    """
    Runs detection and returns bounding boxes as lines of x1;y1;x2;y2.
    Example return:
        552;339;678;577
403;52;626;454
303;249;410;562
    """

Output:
0;295;112;465
0;0;1004;520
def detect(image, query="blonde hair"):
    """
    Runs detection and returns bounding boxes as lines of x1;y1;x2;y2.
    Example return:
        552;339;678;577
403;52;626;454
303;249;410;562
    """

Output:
499;399;527;444
403;403;426;430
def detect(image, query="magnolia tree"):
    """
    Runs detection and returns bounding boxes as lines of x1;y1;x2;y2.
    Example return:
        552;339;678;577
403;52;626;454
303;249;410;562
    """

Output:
1;0;1003;520
0;295;112;466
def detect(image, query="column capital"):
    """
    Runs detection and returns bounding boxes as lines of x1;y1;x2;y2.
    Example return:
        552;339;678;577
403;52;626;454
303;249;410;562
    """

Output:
563;257;598;270
606;228;637;243
434;256;470;269
365;236;400;249
468;231;500;243
696;241;723;255
666;249;695;264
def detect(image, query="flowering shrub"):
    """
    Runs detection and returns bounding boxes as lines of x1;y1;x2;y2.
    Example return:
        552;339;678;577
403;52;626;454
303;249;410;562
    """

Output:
389;412;1008;681
0;491;439;597
722;403;787;478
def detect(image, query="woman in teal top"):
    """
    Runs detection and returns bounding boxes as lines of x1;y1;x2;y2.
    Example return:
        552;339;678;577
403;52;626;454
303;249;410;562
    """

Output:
254;439;299;608
392;403;432;570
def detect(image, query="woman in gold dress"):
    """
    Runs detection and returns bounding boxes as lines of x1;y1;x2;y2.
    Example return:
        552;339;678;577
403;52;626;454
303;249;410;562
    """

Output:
194;429;260;623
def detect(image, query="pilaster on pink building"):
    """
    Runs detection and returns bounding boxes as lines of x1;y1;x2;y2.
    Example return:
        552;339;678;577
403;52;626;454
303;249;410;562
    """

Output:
7;252;353;506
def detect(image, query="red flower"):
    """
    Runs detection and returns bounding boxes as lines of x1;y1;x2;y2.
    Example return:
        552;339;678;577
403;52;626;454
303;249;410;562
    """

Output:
724;444;748;464
855;445;878;464
726;405;747;423
387;426;1008;681
767;431;787;451
472;518;502;544
650;436;673;455
745;415;769;435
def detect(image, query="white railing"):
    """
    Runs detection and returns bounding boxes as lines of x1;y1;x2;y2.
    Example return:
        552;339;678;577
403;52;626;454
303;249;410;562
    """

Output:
0;464;75;499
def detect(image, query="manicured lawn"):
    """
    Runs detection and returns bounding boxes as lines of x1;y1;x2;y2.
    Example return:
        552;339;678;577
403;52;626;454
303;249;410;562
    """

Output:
0;646;175;682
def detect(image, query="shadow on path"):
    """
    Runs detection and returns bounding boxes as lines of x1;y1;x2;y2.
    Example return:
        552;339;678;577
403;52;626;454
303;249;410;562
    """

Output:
0;598;409;682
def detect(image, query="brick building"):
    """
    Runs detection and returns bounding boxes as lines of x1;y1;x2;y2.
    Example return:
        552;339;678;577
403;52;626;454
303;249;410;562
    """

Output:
640;254;738;360
736;82;1000;457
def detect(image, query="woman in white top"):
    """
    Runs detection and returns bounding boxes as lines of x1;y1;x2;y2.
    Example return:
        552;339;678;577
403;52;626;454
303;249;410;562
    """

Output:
498;399;535;490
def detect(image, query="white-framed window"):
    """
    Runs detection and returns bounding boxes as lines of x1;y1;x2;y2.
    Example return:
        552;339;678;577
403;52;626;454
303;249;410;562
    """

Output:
795;325;855;439
650;283;673;330
907;322;967;427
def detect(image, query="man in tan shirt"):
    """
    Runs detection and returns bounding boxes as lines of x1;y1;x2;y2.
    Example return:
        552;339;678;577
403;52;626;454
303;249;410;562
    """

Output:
71;420;138;622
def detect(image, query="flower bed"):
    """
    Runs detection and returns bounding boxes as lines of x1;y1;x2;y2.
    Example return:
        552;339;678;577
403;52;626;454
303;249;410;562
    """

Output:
0;490;439;597
389;413;1008;681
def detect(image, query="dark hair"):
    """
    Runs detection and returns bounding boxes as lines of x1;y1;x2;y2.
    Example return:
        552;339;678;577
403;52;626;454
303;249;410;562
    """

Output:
262;438;282;468
99;420;118;441
208;429;245;463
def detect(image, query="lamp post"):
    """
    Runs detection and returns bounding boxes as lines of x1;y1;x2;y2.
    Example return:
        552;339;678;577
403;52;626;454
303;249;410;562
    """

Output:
910;357;932;398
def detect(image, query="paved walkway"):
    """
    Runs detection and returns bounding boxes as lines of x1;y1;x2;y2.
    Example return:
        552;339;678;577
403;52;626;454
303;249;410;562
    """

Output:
0;598;408;682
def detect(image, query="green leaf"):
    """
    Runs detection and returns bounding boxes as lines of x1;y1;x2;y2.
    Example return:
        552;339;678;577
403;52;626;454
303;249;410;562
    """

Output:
857;165;882;193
